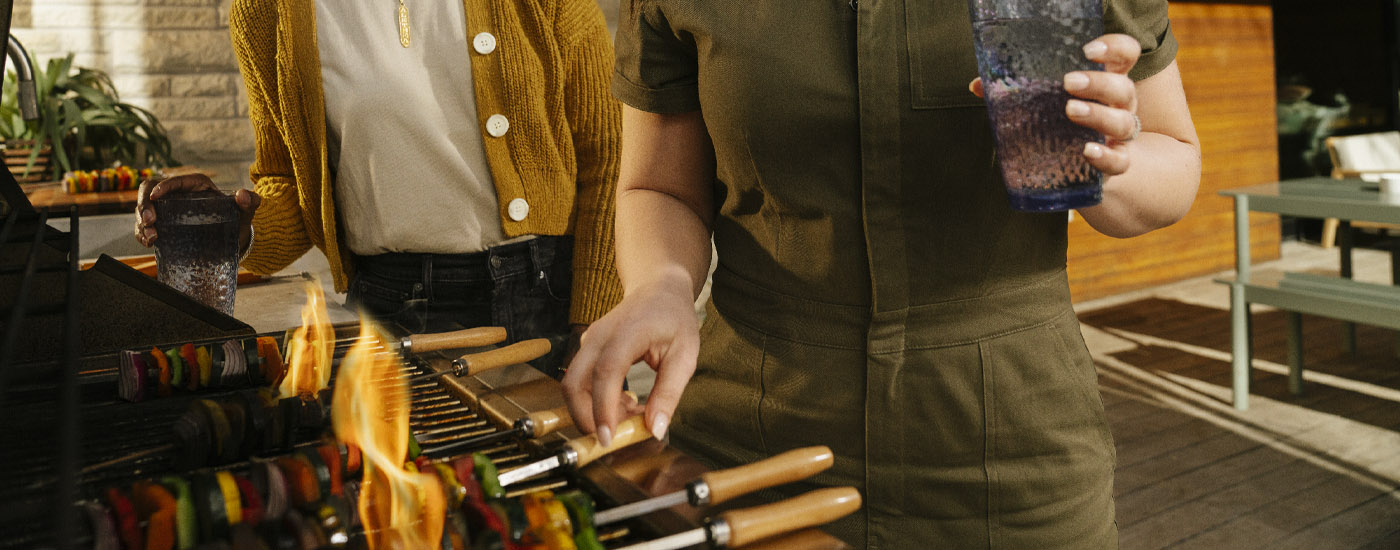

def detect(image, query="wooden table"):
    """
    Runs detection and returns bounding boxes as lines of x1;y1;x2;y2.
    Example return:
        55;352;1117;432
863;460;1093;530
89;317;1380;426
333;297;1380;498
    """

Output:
1216;177;1400;410
22;183;139;216
20;167;216;216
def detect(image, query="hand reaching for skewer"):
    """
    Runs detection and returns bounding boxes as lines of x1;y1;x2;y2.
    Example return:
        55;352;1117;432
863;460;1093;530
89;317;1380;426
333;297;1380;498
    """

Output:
561;273;700;448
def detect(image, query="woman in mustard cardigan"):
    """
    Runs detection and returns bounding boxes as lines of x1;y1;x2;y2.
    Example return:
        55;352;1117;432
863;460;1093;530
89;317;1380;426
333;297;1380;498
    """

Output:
135;0;623;376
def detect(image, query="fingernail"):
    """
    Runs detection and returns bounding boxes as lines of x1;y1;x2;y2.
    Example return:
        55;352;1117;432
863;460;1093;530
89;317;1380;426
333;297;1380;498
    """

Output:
1063;72;1089;92
1066;100;1090;117
142;210;154;224
651;413;669;440
1084;142;1104;159
1083;41;1107;59
597;425;612;448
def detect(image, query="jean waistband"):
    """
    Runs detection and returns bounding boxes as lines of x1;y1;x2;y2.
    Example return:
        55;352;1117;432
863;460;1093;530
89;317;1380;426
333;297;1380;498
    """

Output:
352;235;571;283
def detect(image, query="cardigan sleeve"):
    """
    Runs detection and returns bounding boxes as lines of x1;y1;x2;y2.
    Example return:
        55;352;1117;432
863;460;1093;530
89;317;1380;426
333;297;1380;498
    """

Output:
229;0;314;275
559;0;625;324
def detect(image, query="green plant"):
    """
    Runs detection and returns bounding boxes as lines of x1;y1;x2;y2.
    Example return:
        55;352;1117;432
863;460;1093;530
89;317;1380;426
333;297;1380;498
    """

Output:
0;53;180;180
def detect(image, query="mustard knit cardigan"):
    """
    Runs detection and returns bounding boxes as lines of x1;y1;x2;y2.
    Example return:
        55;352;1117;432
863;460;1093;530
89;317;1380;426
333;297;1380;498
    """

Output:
228;0;623;324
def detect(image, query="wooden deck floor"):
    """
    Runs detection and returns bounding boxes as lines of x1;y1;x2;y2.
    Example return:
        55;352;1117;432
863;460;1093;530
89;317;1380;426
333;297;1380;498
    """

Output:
1076;242;1400;549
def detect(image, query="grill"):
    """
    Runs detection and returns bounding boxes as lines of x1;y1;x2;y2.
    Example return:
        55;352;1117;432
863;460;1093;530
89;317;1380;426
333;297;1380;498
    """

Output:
0;302;704;548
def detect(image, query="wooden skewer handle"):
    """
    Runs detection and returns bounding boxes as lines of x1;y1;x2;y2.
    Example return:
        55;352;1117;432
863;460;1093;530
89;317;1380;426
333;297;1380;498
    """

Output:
452;338;552;376
719;487;862;548
406;327;507;354
567;415;652;468
700;446;834;505
521;390;634;438
523;404;572;438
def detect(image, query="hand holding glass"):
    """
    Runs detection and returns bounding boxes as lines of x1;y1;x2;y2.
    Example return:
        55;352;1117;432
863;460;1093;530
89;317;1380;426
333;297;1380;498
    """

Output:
969;0;1105;212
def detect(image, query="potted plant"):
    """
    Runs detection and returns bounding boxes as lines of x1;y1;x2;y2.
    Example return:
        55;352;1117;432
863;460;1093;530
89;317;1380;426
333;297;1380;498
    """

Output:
0;53;180;184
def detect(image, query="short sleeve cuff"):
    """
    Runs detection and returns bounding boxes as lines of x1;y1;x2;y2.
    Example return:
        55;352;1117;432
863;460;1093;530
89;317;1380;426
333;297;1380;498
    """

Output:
1128;21;1178;82
612;70;702;114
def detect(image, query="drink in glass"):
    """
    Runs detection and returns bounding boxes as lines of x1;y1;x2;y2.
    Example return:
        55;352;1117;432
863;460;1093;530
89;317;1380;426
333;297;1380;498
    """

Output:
152;190;241;315
969;0;1105;212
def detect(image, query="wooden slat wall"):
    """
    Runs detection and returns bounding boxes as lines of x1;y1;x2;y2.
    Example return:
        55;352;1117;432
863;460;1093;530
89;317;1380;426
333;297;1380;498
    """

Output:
1068;1;1281;302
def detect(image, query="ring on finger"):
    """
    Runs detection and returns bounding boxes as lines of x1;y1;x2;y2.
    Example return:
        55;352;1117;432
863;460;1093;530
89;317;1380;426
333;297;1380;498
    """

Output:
1124;113;1141;142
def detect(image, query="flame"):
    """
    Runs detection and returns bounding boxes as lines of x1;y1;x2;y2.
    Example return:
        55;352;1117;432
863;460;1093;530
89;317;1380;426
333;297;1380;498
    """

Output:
279;276;334;398
331;319;445;549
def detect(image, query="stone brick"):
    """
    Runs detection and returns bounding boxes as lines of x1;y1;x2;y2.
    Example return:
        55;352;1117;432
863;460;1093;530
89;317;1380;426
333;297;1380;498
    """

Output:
191;160;251;187
169;73;235;97
146;0;216;7
13;3;33;27
111;74;170;97
110;30;236;73
217;0;233;26
67;53;111;73
166;118;254;161
12;29;102;59
134;97;236;121
234;79;248;118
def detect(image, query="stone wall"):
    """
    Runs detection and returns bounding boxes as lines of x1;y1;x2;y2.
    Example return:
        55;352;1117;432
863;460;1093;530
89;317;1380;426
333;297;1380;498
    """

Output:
9;0;620;190
11;0;253;188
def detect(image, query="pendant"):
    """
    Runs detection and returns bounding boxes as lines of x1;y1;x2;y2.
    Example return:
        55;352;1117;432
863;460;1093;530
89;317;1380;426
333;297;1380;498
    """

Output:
398;1;411;48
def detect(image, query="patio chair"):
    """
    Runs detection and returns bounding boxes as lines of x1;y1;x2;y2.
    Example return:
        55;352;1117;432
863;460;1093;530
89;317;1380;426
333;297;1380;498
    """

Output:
1322;131;1400;247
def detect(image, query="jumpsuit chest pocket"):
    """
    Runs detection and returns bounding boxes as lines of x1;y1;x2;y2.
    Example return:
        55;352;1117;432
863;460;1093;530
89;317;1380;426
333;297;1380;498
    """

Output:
905;0;986;110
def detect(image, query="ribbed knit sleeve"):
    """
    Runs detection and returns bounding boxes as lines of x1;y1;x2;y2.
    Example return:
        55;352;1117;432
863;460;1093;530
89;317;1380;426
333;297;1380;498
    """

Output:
229;0;313;276
559;0;624;324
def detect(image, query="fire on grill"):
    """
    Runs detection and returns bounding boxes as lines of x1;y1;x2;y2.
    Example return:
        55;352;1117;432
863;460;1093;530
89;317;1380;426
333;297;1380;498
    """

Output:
4;277;863;549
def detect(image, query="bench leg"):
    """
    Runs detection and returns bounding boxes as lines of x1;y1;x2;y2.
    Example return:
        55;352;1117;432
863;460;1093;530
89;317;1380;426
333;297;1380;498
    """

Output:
1288;312;1304;396
1231;284;1251;410
1340;220;1358;355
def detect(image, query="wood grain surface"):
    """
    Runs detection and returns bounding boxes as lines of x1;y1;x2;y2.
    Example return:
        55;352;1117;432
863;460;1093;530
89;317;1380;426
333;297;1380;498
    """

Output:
1068;2;1281;302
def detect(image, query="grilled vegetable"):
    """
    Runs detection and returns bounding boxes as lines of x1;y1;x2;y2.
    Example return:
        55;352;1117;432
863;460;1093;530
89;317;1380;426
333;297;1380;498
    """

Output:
158;476;197;550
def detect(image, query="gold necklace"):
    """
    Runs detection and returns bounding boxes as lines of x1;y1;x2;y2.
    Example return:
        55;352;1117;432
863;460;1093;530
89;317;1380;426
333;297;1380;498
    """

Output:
397;0;411;47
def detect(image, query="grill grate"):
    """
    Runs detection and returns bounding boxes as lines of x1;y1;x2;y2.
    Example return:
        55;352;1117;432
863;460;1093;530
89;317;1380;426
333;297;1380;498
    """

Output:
0;329;653;548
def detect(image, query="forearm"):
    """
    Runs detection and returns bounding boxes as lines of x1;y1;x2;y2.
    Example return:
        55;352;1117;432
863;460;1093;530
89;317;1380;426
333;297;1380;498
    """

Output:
615;188;713;300
1078;132;1201;237
1077;61;1201;238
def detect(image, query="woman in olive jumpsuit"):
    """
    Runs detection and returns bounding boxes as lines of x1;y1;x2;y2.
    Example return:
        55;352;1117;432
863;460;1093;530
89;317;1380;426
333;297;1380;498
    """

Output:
563;0;1200;547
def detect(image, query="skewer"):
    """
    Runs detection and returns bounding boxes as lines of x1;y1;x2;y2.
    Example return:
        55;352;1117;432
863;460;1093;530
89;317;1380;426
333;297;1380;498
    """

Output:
495;415;654;487
311;326;507;356
407;339;552;384
592;446;834;526
412;418;489;437
611;488;862;550
421;404;572;458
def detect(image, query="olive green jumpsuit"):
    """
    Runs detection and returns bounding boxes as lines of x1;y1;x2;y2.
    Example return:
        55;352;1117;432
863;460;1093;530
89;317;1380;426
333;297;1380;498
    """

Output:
612;1;1178;548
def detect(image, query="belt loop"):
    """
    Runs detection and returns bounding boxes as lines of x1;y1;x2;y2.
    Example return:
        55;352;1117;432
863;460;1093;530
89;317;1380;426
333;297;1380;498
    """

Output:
528;237;547;275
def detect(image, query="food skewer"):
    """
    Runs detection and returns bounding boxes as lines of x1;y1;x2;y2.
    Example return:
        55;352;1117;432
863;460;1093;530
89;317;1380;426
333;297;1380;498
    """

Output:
496;415;654;487
592;445;834;527
407;338;552;383
612;487;862;550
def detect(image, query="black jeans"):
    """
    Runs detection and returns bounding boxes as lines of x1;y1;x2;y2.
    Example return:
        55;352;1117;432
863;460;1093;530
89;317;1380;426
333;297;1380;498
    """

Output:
346;235;573;378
